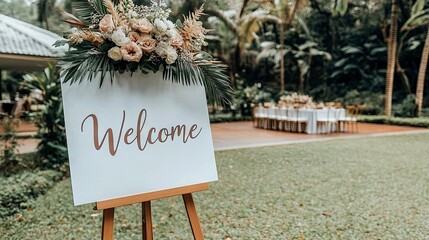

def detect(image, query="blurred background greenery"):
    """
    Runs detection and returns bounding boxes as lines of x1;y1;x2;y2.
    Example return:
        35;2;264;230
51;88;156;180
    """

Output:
2;0;428;118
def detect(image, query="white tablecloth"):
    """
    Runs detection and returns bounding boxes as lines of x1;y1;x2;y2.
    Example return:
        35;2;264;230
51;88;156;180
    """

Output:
300;108;346;134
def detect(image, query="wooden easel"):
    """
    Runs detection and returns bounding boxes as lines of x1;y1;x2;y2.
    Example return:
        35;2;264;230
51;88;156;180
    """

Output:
95;183;208;240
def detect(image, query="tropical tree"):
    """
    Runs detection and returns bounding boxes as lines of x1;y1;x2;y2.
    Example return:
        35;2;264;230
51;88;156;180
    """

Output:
0;0;36;23
401;0;429;116
385;0;399;116
272;0;310;91
37;0;56;30
416;30;429;116
203;1;280;83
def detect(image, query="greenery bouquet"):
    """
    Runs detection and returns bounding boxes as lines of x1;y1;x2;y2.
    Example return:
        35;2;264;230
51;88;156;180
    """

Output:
55;0;233;104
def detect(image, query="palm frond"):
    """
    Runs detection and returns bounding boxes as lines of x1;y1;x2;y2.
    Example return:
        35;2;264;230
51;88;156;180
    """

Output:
92;0;108;15
239;10;280;49
163;59;200;86
163;59;233;105
58;45;114;86
196;62;234;105
287;0;309;24
71;0;97;25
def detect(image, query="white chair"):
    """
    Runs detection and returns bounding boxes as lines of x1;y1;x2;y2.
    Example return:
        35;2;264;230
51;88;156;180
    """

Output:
276;107;289;131
267;107;278;130
288;108;308;133
316;108;338;134
253;106;268;128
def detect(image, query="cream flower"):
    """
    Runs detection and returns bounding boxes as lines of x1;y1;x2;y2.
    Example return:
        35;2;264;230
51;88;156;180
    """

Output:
168;29;183;49
155;41;177;64
154;19;167;33
170;36;183;49
165;48;178;64
133;18;153;34
121;42;142;62
165;20;175;29
99;14;115;33
155;41;169;58
128;31;140;42
111;29;130;46
137;35;157;53
107;47;122;61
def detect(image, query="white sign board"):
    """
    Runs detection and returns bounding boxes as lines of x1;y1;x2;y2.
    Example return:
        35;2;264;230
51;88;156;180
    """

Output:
61;72;218;206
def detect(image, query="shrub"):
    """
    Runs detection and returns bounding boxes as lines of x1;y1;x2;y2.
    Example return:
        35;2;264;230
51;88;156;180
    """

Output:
234;79;273;117
334;90;384;115
0;117;24;175
0;170;62;217
421;108;429;117
392;95;417;117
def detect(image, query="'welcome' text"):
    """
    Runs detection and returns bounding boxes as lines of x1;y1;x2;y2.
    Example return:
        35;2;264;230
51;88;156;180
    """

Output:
80;109;202;156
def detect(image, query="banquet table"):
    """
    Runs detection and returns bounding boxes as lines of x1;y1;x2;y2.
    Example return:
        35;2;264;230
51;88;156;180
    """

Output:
299;108;346;134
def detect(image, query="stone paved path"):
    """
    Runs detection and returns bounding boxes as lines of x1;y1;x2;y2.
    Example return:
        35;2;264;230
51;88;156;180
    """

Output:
10;121;429;154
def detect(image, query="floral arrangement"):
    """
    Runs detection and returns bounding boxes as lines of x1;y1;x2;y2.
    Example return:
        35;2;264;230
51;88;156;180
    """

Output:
55;0;232;104
278;93;314;108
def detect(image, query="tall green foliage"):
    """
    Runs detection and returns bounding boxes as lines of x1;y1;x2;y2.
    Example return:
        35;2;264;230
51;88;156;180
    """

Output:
401;0;429;116
23;66;68;169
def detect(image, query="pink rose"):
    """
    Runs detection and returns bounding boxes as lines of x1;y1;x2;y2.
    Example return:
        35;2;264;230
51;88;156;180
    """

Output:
99;14;115;33
128;31;140;42
133;19;153;34
121;42;143;62
137;35;157;53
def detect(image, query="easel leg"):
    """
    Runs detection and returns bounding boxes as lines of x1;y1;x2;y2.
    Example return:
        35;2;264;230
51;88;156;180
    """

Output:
142;201;153;240
182;194;204;240
102;208;115;240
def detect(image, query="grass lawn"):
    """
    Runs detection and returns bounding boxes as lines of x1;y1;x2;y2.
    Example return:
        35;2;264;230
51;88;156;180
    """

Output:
1;133;429;239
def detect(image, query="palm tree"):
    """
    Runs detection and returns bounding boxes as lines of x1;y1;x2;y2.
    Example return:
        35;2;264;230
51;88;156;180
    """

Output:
274;0;310;91
207;0;311;90
416;29;429;116
204;1;280;82
385;0;399;116
401;0;429;116
37;0;56;30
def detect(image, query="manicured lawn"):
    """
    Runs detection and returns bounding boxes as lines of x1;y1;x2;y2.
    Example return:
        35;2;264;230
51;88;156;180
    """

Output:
1;133;429;239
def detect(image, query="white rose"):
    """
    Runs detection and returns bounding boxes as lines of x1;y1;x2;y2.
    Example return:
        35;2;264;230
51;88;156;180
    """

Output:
154;18;167;33
111;29;130;46
165;20;175;29
166;28;179;38
165;48;178;64
107;46;123;61
155;41;169;58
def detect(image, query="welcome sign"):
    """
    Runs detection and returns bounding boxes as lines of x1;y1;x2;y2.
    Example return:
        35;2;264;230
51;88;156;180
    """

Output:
61;72;218;206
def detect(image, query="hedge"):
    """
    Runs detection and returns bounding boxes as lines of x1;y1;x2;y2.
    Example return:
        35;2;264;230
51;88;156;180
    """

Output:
0;170;62;217
209;113;252;123
359;115;429;128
